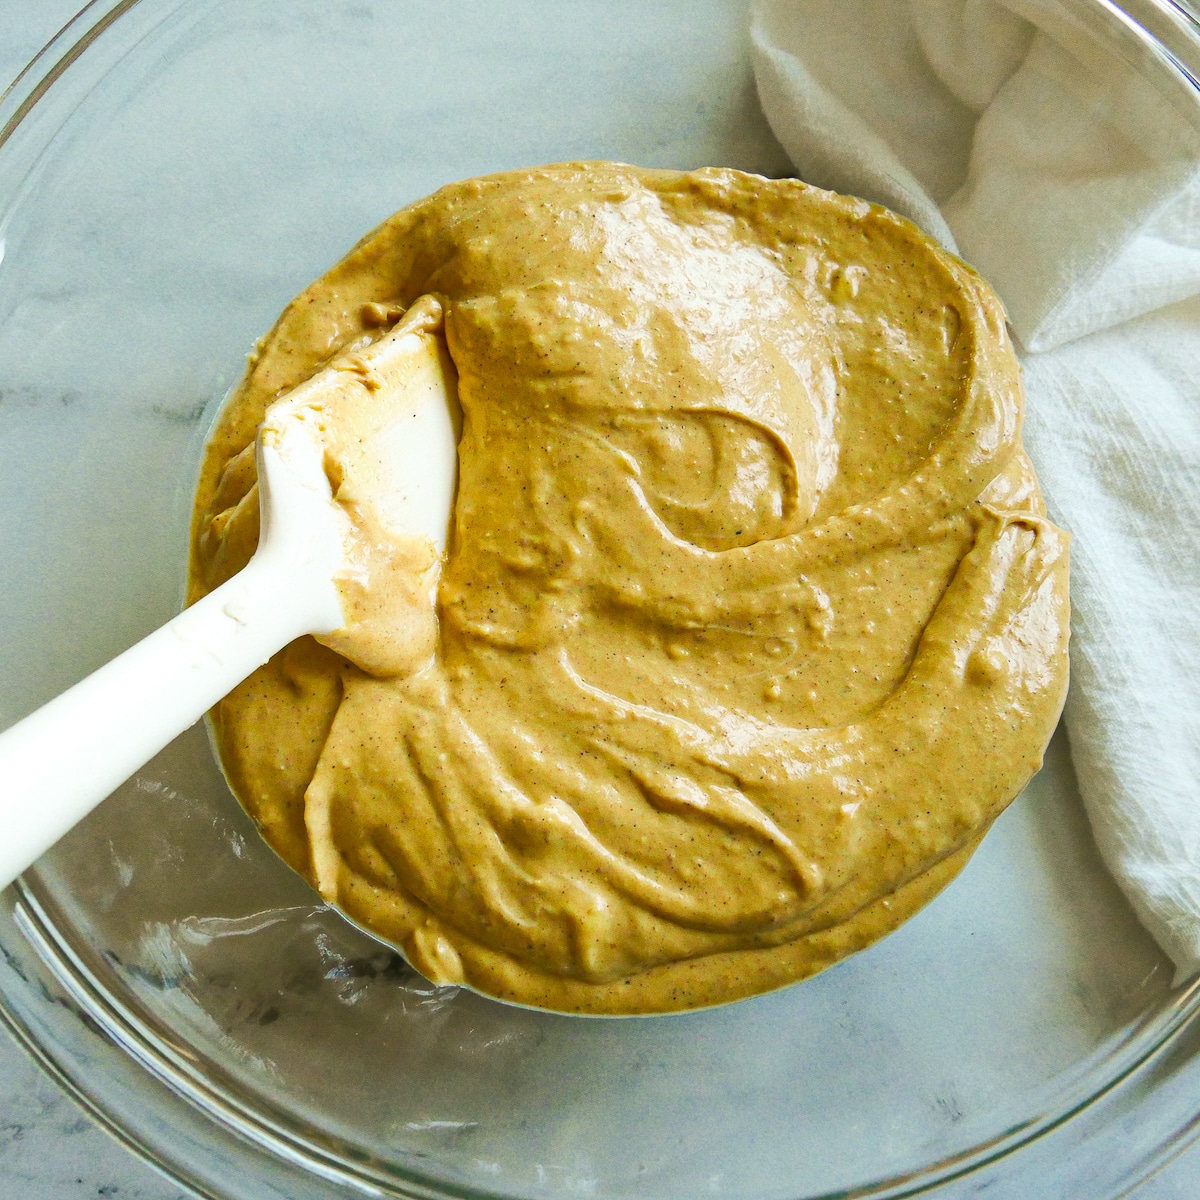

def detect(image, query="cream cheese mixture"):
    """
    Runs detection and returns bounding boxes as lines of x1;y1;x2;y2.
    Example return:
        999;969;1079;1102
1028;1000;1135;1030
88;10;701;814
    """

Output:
190;163;1070;1014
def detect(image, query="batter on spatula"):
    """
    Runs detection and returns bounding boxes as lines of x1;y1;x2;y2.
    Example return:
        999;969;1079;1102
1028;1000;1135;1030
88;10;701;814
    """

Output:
190;163;1069;1014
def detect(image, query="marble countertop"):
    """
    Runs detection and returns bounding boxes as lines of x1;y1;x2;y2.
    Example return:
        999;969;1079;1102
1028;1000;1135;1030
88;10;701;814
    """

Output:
1;3;1199;1198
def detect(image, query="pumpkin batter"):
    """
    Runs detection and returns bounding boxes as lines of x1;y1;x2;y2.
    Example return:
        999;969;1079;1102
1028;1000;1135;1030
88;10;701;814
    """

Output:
189;163;1070;1014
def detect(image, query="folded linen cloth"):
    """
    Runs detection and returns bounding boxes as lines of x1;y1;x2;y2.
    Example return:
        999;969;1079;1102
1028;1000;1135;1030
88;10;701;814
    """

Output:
751;0;1200;980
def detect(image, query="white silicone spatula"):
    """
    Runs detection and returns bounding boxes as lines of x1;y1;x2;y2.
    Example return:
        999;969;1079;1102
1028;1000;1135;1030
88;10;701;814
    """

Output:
0;312;459;891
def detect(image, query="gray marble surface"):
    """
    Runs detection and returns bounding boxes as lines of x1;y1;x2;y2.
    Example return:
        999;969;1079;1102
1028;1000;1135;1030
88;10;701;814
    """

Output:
1;3;1199;1198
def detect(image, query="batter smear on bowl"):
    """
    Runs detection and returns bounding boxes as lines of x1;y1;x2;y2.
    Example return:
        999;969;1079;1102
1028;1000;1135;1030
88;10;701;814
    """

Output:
189;163;1070;1014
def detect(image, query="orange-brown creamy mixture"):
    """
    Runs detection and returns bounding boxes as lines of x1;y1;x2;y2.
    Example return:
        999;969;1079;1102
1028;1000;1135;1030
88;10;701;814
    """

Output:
189;163;1069;1014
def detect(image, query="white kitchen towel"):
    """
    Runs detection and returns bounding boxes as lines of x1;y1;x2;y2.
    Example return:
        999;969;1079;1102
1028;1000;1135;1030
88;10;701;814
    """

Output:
752;0;1200;980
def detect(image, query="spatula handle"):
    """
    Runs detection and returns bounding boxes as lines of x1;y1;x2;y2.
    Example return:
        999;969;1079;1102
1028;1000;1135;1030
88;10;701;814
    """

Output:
0;435;346;892
0;555;315;890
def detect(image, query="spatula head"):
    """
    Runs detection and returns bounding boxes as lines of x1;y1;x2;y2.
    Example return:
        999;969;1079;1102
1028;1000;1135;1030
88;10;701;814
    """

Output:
256;299;460;670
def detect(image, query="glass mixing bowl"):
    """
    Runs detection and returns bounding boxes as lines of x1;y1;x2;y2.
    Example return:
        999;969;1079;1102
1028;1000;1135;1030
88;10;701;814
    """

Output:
2;2;1200;1197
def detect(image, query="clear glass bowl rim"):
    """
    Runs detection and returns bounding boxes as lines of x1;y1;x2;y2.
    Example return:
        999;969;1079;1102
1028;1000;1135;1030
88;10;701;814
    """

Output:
3;2;1200;1198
